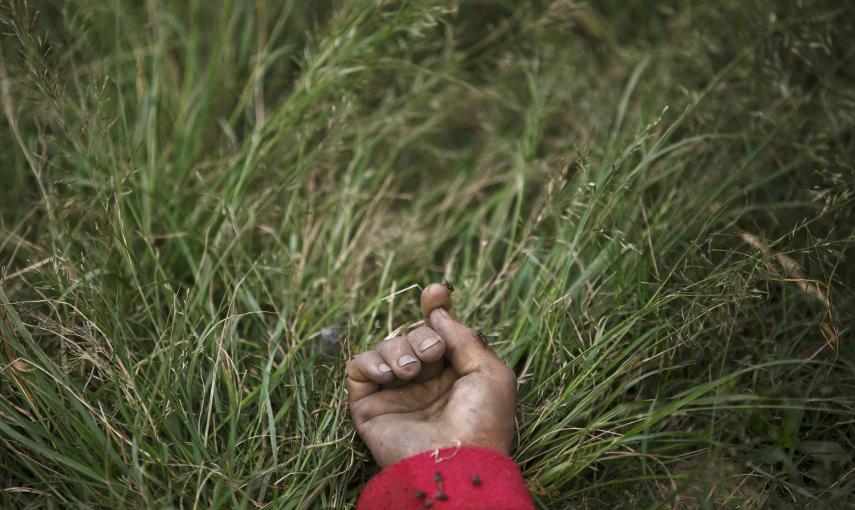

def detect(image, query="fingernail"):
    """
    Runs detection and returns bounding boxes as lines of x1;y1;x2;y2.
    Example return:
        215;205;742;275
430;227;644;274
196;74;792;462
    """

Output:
398;355;418;367
420;337;441;352
436;308;451;319
378;363;392;373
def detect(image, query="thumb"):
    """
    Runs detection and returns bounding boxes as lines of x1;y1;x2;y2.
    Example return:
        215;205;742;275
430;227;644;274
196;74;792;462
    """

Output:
428;307;494;376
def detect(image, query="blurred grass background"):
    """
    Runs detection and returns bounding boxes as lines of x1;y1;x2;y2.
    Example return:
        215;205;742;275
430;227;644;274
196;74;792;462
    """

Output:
1;0;854;508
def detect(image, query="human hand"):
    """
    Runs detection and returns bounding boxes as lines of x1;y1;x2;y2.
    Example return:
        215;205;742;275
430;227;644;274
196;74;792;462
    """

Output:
345;283;517;467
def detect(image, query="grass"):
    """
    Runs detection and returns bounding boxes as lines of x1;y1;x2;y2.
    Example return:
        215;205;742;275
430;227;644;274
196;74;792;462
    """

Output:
1;0;854;508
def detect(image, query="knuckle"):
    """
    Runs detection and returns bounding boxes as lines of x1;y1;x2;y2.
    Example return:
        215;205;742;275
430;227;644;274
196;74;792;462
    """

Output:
484;358;515;384
345;359;358;377
349;400;370;426
415;325;437;336
497;364;517;389
378;336;401;353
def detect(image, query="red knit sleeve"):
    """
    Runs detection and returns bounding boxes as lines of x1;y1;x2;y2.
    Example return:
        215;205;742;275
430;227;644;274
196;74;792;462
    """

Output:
356;445;535;510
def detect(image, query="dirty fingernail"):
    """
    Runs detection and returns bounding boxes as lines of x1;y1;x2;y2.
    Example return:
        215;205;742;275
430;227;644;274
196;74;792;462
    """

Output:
420;337;441;352
398;355;418;367
378;363;392;373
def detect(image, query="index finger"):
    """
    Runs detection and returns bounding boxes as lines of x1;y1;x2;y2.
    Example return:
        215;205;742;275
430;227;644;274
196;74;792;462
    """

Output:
420;282;456;320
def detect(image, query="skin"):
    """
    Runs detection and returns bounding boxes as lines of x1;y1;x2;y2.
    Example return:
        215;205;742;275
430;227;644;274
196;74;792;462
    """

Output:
345;283;517;467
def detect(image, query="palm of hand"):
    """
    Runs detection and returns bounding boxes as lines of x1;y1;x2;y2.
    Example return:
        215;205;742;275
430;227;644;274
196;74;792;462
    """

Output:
358;366;507;466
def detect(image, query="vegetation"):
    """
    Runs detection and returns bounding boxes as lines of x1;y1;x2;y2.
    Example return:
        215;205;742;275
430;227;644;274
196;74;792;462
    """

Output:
1;0;853;507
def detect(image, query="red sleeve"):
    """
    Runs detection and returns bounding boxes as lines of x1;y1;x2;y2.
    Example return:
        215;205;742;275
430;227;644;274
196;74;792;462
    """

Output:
356;445;535;510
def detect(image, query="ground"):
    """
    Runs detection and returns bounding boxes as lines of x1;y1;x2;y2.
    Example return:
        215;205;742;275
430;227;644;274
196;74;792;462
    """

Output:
1;1;854;508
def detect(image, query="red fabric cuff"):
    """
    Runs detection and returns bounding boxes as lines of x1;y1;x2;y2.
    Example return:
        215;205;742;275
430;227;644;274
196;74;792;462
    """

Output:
356;445;534;510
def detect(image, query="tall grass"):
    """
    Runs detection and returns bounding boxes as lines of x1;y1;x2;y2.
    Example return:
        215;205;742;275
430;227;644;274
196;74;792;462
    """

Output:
1;1;853;508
